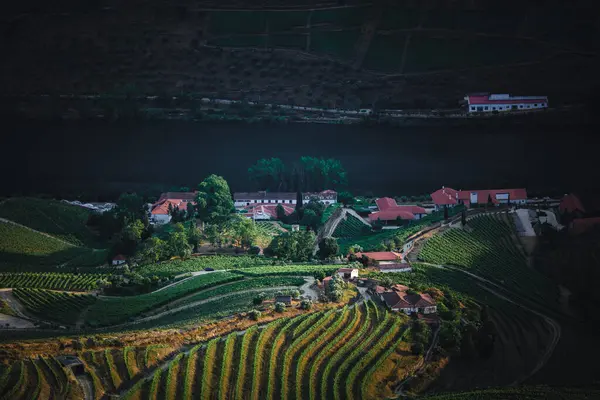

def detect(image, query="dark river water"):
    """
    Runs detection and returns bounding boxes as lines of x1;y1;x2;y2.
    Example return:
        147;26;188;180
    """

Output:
3;117;599;199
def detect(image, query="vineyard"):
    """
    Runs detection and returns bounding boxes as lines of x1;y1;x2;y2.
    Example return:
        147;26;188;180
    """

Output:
332;213;369;238
85;272;243;326
122;302;411;400
234;265;339;276
0;356;84;400
136;255;273;277
0;272;106;291
75;345;176;398
0;221;107;272
369;263;558;391
419;213;559;308
255;221;283;236
321;203;342;224
129;278;304;329
0;197;103;248
13;288;96;325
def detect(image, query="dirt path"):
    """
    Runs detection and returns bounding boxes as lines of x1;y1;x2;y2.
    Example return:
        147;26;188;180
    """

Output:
299;277;319;300
116;285;299;327
0;217;76;247
76;375;93;400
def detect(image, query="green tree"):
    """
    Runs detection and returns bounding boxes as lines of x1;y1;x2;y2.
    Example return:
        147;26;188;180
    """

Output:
274;302;286;312
461;209;467;226
313;270;326;281
266;230;316;261
249;310;261;321
318;237;339;260
187;222;202;252
248;158;286;191
338;191;354;205
166;231;192;259
195;175;234;224
300;299;313;310
439;322;462;352
115;193;147;225
226;215;258;249
275;204;287;221
348;244;363;254
443;206;449;220
135;237;166;264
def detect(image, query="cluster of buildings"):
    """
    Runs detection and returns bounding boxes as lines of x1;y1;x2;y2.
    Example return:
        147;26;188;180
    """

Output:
149;191;197;225
353;251;411;273
430;186;527;210
559;193;600;235
371;284;437;315
464;93;548;114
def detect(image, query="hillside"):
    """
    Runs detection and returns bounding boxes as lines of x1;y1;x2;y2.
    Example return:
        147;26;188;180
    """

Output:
1;0;598;118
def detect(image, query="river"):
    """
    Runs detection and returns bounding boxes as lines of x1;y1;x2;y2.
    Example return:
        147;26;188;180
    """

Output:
2;118;598;199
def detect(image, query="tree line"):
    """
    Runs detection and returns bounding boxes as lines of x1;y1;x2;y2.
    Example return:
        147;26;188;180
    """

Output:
248;156;348;192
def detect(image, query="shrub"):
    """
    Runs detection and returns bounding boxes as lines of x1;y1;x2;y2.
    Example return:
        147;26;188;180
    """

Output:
248;246;261;255
274;302;286;312
249;310;261;320
300;299;313;310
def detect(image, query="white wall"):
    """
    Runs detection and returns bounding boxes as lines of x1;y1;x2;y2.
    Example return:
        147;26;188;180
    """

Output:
151;214;171;225
468;102;547;113
235;199;297;208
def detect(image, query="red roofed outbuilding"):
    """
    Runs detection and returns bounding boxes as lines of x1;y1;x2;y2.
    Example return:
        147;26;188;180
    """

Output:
465;93;548;113
430;187;527;209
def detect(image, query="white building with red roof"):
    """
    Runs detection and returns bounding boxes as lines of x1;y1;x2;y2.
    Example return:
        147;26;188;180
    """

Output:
241;203;294;220
465;93;548;113
336;267;359;280
378;286;437;314
112;254;127;266
150;192;197;225
430;187;527;210
353;252;411;272
368;197;427;225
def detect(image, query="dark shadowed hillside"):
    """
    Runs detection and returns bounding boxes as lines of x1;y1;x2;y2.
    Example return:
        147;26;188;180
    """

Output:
1;0;598;115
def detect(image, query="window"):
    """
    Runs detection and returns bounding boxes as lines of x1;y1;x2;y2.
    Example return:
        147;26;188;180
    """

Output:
512;105;518;110
470;106;475;111
519;105;523;108
477;106;483;112
484;106;489;110
492;107;496;110
534;103;538;107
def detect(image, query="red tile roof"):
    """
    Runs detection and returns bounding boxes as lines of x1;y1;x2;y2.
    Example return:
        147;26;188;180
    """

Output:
457;188;527;203
151;199;191;215
467;95;547;105
381;290;436;309
113;254;126;261
392;284;409;292
376;197;398;211
396;205;427;215
559;194;586;214
374;285;386;294
355;252;403;261
430;187;459;206
337;268;358;273
242;203;294;219
368;210;415;221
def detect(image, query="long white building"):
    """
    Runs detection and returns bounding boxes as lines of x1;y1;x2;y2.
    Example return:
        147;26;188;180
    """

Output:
465;93;548;113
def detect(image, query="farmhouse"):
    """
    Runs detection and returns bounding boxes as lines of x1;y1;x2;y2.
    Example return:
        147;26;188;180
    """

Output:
337;268;359;280
234;190;337;208
241;203;294;220
275;295;293;306
320;276;333;290
430;186;527;210
354;251;403;266
150;192;196;225
112;254;126;266
302;190;338;205
464;93;548;113
368;197;427;224
234;191;297;208
380;289;437;315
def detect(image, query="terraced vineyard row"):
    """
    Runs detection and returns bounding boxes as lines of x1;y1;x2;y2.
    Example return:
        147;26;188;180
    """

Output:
85;271;243;327
255;221;283;236
419;213;559;307
137;255;273;277
333;213;369;238
124;301;409;399
234;265;339;276
13;288;96;325
0;356;84;400
0;272;106;291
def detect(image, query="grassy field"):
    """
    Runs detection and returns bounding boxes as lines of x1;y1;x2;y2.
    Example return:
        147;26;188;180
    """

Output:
120;302;411;399
0;197;104;248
